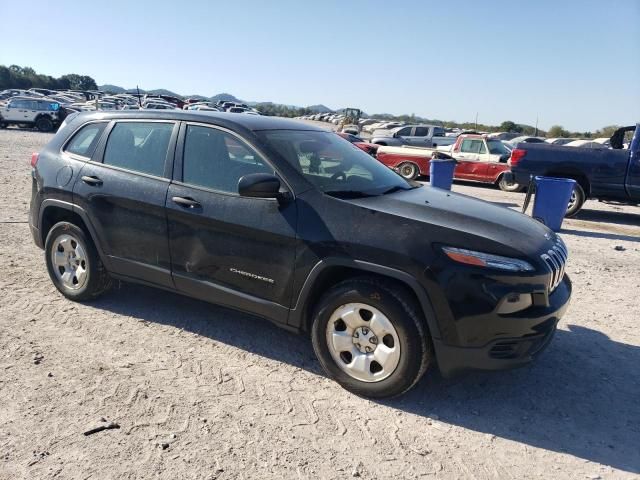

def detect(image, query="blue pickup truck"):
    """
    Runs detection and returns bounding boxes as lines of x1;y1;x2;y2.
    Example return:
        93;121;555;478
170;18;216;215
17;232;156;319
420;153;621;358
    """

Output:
507;124;640;216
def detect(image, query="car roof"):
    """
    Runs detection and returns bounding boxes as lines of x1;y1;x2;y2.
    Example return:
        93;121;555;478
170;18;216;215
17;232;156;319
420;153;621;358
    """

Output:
72;110;326;132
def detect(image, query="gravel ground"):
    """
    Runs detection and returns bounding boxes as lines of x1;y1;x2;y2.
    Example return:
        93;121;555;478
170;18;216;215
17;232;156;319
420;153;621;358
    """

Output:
0;127;639;479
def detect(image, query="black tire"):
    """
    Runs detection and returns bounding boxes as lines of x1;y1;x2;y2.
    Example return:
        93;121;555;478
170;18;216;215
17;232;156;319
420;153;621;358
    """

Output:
565;183;585;217
0;118;7;129
310;277;433;398
398;162;419;180
35;116;54;132
44;222;112;301
498;174;524;192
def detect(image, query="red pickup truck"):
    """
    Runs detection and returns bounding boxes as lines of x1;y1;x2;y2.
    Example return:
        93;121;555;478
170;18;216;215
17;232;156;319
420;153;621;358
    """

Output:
375;134;522;191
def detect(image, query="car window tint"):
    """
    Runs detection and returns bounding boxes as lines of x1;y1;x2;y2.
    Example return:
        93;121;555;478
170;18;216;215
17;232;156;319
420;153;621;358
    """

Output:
103;122;173;177
478;141;487;154
414;127;428;136
396;127;412;136
182;125;273;193
64;122;108;158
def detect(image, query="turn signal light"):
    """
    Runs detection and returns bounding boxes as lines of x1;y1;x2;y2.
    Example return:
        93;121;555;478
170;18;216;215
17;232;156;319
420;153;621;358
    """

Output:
31;152;39;168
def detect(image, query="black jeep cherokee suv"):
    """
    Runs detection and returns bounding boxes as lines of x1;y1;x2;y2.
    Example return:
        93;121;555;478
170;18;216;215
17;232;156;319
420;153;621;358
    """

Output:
29;111;572;398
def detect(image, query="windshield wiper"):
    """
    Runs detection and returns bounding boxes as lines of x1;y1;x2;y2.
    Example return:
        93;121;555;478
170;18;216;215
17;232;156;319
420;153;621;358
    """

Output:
324;190;378;199
380;186;410;195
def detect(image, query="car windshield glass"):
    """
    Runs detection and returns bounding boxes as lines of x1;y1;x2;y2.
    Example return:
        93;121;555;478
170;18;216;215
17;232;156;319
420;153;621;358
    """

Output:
487;139;510;155
258;130;415;197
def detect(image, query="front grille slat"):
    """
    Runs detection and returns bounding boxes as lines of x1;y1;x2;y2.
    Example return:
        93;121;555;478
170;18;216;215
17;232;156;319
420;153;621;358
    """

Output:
541;237;568;292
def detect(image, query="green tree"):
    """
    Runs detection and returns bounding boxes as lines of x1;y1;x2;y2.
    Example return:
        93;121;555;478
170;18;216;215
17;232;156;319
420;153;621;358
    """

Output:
499;121;523;133
547;125;570;138
593;125;620;138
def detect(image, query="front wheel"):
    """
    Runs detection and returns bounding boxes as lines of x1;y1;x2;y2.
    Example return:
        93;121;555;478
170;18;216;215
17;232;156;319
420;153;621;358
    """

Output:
398;162;419;180
311;278;433;398
44;222;112;301
565;183;585;217
36;116;54;132
498;174;523;192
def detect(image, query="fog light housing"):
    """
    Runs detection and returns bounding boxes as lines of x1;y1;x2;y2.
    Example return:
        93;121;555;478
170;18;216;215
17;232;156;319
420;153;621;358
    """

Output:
497;293;533;314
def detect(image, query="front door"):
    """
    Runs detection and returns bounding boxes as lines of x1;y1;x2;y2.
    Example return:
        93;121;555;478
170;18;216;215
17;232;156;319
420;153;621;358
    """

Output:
454;138;489;180
73;120;178;287
166;123;297;323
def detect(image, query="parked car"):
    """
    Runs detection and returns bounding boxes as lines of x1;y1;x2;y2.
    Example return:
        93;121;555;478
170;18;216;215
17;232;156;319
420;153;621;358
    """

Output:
563;140;608;148
336;132;379;156
29;110;571;398
376;134;520;190
0;97;62;132
507;136;546;148
507;125;639;216
370;125;456;148
545;138;577;145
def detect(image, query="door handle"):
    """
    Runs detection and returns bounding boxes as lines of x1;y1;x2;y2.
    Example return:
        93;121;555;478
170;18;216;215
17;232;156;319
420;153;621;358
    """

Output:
81;175;103;186
172;196;201;209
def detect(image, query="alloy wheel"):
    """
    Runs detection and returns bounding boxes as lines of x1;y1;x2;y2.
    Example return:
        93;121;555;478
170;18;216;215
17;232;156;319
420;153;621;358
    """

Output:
325;303;401;382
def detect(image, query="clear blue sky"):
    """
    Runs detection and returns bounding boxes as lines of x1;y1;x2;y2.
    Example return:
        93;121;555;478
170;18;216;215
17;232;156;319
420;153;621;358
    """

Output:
2;0;639;131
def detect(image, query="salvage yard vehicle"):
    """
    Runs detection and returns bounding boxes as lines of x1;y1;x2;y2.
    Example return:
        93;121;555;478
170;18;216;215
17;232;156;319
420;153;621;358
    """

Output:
30;111;571;398
507;124;640;216
336;132;379;156
370;124;456;149
0;97;61;132
376;133;521;190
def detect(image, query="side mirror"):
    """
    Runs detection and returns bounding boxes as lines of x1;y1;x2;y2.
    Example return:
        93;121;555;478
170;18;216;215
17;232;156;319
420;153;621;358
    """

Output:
238;173;282;199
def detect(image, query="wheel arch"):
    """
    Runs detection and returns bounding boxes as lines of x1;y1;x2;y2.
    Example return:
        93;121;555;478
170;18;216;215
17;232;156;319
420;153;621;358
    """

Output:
39;200;108;264
544;169;591;196
289;259;441;341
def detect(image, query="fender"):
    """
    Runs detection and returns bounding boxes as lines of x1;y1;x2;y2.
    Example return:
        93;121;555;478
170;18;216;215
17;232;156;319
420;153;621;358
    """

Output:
38;199;112;269
287;257;442;340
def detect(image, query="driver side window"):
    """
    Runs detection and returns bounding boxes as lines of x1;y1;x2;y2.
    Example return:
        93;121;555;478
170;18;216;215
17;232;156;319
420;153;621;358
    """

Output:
396;127;412;136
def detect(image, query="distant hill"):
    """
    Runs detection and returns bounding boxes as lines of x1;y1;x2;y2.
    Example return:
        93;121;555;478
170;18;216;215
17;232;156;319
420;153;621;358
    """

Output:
307;104;333;113
99;85;182;98
209;93;241;103
99;84;126;94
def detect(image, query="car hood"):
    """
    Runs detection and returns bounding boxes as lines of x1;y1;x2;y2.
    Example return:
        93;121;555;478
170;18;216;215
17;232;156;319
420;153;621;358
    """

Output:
347;186;552;255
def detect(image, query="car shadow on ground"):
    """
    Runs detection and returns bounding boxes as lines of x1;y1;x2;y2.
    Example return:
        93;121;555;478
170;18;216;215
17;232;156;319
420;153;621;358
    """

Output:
93;283;640;474
573;207;640;228
561;228;640;243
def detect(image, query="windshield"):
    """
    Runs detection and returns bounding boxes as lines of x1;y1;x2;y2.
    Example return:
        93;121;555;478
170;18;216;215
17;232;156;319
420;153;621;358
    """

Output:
258;130;415;197
487;139;511;155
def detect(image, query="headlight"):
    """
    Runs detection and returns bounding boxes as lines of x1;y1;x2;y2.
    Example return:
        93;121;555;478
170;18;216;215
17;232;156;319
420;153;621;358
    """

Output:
442;246;534;272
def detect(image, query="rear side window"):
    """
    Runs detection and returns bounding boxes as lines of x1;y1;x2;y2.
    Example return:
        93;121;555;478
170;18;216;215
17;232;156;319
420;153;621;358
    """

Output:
103;122;174;177
64;122;108;158
414;127;429;136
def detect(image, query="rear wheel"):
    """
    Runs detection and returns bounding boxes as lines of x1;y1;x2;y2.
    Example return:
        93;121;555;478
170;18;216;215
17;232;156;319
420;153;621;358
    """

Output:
565;183;585;217
498;174;523;192
44;222;112;301
36;116;54;132
311;277;433;398
398;162;419;180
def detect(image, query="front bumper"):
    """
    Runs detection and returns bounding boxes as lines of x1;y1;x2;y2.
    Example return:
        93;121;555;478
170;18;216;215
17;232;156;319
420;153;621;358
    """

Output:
433;275;571;377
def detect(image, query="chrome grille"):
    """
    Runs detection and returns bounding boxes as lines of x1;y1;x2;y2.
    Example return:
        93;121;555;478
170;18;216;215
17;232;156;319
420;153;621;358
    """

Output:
541;238;568;292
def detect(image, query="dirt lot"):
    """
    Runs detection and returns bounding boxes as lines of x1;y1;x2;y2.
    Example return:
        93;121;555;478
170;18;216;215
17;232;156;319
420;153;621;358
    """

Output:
1;128;639;479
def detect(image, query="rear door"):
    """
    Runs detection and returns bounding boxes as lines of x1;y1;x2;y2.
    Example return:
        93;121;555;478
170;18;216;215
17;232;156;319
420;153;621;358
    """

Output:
166;123;297;323
73;120;178;288
4;99;27;121
405;127;430;146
